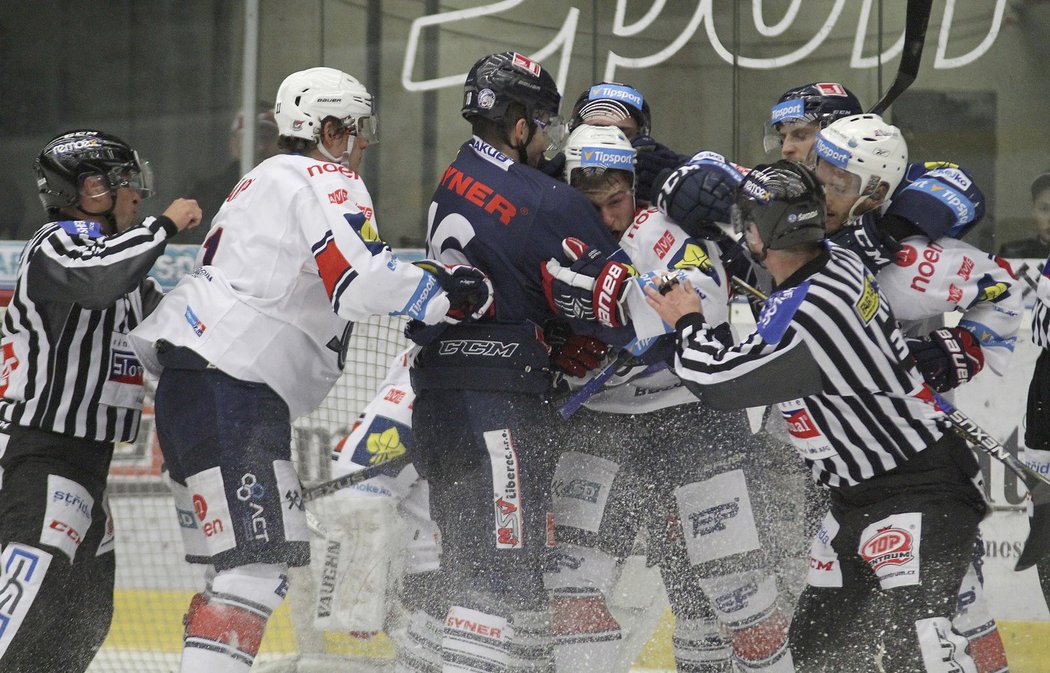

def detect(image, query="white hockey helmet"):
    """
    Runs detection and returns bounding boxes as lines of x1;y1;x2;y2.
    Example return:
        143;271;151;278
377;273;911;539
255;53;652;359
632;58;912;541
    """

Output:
563;124;636;186
815;114;908;197
274;67;377;143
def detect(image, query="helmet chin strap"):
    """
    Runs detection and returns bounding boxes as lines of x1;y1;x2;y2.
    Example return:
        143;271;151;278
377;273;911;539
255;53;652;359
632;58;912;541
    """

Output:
317;141;350;168
77;190;119;234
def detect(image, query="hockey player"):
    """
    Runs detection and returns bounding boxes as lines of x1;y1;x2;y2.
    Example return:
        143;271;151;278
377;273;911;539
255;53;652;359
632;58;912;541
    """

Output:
546;124;797;673
404;52;640;673
0;130;201;672
763;82;863;168
646;160;988;673
128;67;492;673
1024;259;1050;608
813;114;1018;672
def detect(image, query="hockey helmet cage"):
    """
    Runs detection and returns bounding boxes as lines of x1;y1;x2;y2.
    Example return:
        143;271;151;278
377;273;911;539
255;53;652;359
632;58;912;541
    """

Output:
563;124;637;187
275;67;376;143
732;160;826;250
816;114;908;198
462;52;561;125
35;129;154;215
569;81;652;138
764;82;863;152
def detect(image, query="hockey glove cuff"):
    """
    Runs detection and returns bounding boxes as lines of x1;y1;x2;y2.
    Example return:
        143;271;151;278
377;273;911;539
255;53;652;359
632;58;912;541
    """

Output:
828;216;903;273
633;136;688;206
907;327;985;392
414;261;494;325
541;237;633;328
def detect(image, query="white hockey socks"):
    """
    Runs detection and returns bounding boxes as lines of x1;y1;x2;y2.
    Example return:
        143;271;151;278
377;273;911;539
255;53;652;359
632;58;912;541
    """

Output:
698;571;794;672
443;605;513;673
393;607;445;673
672;617;732;673
181;562;289;673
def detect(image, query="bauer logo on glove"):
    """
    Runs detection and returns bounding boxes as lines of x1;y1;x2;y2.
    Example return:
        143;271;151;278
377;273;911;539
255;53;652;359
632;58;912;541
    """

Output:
541;237;635;328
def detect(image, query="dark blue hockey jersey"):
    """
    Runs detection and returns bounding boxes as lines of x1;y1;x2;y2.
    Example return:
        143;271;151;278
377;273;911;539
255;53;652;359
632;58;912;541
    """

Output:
429;136;629;343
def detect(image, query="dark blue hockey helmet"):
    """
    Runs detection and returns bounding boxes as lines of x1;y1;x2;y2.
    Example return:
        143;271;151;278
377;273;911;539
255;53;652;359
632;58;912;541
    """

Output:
764;82;863;152
462;52;561;124
732;160;826;251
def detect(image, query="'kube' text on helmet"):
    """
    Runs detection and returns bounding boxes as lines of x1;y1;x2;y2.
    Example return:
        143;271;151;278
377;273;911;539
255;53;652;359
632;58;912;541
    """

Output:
34;129;153;215
733;160;827;250
563;124;637;185
816;114;909;197
275;67;374;143
462;52;561;124
569;81;652;138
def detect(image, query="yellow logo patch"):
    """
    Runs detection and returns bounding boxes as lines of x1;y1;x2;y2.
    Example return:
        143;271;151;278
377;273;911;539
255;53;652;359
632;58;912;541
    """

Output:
366;427;407;464
856;274;879;323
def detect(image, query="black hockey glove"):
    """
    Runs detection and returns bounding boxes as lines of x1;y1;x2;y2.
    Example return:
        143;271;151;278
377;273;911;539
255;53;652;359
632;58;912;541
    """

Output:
544;319;610;378
537;151;567;179
907;327;985;392
652;158;742;237
632;136;688;206
413;261;494;324
541;237;633;328
828;215;902;273
885;163;985;240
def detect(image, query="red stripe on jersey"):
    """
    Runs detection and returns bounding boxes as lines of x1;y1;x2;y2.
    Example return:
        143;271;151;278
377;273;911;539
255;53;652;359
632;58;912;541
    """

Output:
315;239;351;299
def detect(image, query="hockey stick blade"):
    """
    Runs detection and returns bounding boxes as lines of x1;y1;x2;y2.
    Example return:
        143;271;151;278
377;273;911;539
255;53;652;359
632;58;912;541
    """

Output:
559;350;634;419
868;0;934;115
303;453;412;502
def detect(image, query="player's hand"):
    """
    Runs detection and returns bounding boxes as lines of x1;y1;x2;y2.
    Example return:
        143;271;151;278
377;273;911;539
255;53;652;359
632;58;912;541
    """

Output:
537;151;567;179
541;238;633;328
544;320;609;378
652;152;744;236
907;327;985;392
885;163;985;240
632;136;686;206
163;198;203;231
414;261;494;324
644;278;702;326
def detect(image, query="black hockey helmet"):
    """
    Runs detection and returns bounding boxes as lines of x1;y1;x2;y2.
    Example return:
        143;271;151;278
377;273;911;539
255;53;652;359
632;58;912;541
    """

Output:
569;81;652;138
768;82;863;130
732;160;826;251
462;52;561;124
34;129;154;216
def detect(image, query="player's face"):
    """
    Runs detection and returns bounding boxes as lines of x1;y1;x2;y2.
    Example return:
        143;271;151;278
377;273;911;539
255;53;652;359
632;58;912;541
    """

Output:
347;133;369;173
779;121;819;166
583;182;636;239
78;175;141;234
112;185;143;233
814;160;862;234
1034;189;1050;244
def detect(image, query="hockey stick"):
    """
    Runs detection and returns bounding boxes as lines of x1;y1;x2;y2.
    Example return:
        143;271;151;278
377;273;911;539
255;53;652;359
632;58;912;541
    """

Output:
303;453;412;502
867;0;934;115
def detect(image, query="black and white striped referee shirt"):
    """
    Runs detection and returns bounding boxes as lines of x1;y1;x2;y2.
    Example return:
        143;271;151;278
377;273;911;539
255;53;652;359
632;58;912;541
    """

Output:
673;243;946;488
0;216;177;443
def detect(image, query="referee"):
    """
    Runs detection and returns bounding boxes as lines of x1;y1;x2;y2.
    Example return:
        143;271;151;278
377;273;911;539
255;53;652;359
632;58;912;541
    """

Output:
0;129;200;673
646;161;986;673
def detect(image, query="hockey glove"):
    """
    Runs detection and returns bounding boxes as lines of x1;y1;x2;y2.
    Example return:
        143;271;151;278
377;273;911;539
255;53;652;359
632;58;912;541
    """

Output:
541;237;633;328
413;261;494;324
885;163;985;240
907;327;985;392
537;151;567;179
828;215;902;273
544;319;610;378
633;136;688;206
652;154;743;237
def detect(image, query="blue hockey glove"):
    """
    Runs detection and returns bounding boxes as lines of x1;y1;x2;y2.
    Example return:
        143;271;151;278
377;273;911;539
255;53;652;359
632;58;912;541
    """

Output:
907;327;985;392
413;261;494;324
652;152;744;236
886;163;985;240
538;151;567;179
541;237;633;328
829;215;902;273
633;136;688;205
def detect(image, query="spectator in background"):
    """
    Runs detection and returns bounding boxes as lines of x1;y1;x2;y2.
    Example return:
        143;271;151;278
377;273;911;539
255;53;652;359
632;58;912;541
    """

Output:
182;101;281;242
1000;171;1050;259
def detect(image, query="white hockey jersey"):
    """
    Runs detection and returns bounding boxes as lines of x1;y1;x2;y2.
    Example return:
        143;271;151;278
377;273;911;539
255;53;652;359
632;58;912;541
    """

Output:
584;207;732;414
877;235;1021;375
130;154;442;419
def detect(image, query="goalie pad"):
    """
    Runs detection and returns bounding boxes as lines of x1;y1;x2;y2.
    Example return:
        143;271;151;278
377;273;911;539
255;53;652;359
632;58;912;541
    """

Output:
307;492;406;633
